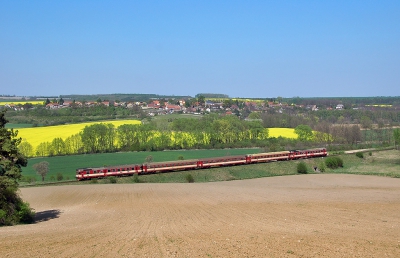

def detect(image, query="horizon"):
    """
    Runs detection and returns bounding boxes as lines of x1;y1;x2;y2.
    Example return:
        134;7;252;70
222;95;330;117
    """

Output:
1;93;400;101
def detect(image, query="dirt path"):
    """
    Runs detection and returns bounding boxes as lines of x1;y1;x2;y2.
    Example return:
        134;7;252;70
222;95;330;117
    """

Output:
1;174;400;257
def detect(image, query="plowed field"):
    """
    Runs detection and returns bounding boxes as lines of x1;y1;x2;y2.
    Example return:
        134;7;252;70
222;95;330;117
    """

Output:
1;174;399;257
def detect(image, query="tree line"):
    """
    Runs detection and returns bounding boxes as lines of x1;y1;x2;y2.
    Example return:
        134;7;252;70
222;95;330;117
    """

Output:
5;105;146;126
18;116;272;157
17;112;400;158
261;109;400;128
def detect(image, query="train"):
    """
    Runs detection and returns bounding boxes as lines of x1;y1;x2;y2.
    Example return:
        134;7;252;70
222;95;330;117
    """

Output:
75;148;327;180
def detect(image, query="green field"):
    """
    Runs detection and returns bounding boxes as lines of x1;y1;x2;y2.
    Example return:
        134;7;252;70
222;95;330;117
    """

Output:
121;157;303;184
5;123;34;129
327;150;400;177
20;149;400;185
21;148;261;182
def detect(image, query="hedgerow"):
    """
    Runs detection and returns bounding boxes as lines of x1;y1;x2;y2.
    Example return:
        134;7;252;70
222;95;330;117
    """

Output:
325;157;344;169
297;161;308;174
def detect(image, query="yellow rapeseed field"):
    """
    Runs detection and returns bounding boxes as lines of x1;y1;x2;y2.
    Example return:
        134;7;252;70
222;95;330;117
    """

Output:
0;101;44;106
17;120;141;149
365;104;392;107
268;128;297;139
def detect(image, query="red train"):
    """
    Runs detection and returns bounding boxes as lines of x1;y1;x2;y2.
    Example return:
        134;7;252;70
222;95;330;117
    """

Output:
75;148;327;180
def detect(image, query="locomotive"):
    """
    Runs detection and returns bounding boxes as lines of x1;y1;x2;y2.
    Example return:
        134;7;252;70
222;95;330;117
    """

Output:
76;148;327;180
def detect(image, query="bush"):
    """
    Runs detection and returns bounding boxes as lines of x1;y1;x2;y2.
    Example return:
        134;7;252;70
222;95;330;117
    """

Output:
297;161;308;174
132;174;140;183
318;161;326;172
325;157;337;169
355;152;364;159
336;157;343;167
108;176;117;184
0;194;35;226
325;157;344;169
0;209;6;224
90;179;98;184
185;174;194;183
56;172;63;181
27;176;36;184
18;201;35;224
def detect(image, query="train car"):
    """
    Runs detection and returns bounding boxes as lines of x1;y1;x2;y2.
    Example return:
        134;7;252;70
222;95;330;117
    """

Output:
247;151;291;163
141;159;199;174
76;148;328;180
76;164;141;180
196;155;248;168
289;148;327;159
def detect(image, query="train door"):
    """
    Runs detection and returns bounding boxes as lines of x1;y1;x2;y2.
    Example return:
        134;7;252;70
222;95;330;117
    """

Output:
80;170;87;180
245;156;252;163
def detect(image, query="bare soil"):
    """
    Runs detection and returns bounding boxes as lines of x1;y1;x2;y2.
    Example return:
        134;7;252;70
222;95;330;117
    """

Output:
1;174;400;258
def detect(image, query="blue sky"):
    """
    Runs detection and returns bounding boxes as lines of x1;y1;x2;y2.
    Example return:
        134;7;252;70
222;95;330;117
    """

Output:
1;0;399;98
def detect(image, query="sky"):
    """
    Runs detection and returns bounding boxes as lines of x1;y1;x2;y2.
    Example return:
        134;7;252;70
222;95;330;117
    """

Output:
1;0;399;98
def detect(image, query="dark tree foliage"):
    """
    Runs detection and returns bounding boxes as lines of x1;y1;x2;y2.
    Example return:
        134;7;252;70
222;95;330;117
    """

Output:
325;157;344;169
297;161;308;174
0;110;35;226
185;173;194;183
355;152;364;159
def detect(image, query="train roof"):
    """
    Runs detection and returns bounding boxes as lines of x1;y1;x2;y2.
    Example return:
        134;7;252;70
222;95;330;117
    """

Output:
289;148;326;152
143;159;199;165
198;155;246;162
76;164;140;171
249;151;290;156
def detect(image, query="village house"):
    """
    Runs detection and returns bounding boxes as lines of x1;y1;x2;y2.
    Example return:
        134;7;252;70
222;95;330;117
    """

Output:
336;104;344;110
